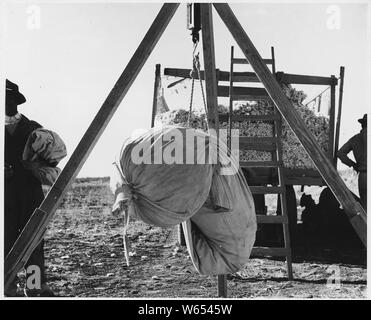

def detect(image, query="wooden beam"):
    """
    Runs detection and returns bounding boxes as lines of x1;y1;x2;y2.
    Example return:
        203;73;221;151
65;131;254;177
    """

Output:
228;46;234;151
232;58;273;65
164;67;260;83
219;114;279;122
217;85;268;98
164;68;339;86
334;67;345;167
217;275;228;298
201;3;225;298
4;3;180;292
328;76;336;160
214;3;367;246
201;3;219;131
151;64;161;127
276;72;338;86
271;47;276;74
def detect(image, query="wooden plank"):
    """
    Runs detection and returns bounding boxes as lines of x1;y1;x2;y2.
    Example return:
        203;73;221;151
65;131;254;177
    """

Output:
164;68;206;80
164;68;338;86
286;176;324;186
232;74;260;82
228;46;234;151
217;85;268;98
240;160;280;167
328;77;336;160
240;143;276;152
334;67;345;167
219;114;278;122
250;186;284;194
236;114;278;122
276;72;338;86
271;47;276;74
233;58;273;65
240;136;277;146
232;94;271;101
244;168;325;186
256;214;287;224
151;64;161;127
273;106;293;280
4;3;180;292
201;3;226;299
201;4;219;131
251;247;288;257
217;275;228;298
164;67;261;83
214;3;366;247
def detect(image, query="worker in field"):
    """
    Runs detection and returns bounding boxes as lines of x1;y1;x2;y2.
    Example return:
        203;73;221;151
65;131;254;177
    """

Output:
337;114;367;211
4;79;67;297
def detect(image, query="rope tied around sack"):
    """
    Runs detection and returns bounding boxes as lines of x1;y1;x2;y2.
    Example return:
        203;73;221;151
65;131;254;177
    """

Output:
112;161;137;267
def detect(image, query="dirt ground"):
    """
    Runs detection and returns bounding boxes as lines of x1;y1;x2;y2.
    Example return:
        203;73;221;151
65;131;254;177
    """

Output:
17;177;367;299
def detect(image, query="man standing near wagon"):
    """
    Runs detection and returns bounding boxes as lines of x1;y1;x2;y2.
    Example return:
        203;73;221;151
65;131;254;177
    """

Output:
4;79;67;296
337;114;367;211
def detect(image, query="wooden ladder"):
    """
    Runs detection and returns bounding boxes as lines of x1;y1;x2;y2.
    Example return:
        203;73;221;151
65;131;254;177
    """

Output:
227;46;293;280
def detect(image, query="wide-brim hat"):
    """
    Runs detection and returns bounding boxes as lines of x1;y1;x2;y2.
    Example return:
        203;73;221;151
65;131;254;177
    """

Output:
6;79;26;105
358;114;367;125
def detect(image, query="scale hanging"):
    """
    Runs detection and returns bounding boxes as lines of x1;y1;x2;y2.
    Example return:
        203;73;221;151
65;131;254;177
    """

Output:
187;3;201;44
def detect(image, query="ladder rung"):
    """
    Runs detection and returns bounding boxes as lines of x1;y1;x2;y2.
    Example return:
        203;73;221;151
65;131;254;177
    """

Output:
251;247;289;257
239;144;276;152
217;85;268;98
240;161;281;168
232;58;273;65
232;74;260;83
239;136;277;151
232;94;271;101
256;214;288;224
234;114;278;122
250;186;284;194
218;114;279;123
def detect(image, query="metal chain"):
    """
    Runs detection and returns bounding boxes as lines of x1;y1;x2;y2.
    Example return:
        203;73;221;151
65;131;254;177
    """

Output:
195;55;209;131
188;78;195;126
188;41;199;126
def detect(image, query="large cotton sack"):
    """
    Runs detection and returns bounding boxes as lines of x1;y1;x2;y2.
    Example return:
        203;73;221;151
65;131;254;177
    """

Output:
111;126;214;227
182;164;257;275
111;126;257;274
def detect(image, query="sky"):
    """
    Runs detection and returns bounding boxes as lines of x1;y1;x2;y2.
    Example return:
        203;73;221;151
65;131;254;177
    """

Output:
1;1;369;177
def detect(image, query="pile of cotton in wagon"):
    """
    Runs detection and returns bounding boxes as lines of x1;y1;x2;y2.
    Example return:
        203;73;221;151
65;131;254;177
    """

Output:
156;85;330;169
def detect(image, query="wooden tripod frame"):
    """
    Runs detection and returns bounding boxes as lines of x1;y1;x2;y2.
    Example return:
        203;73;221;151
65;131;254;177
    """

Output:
4;3;366;297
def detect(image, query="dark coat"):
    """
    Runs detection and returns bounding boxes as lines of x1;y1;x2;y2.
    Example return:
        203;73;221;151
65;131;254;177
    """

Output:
4;115;44;256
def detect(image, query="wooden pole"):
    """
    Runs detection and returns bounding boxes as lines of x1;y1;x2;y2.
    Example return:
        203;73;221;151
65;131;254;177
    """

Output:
317;94;322;113
151;64;161;128
228;46;234;151
213;3;366;246
334;66;345;168
271;46;276;75
328;76;336;160
4;3;180;292
201;4;219;132
200;3;226;298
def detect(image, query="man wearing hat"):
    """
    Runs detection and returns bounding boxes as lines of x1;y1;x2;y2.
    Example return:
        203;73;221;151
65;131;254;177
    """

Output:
5;79;67;296
337;114;367;211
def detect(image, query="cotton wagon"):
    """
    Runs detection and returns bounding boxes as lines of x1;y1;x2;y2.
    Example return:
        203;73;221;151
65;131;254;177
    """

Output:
153;45;346;279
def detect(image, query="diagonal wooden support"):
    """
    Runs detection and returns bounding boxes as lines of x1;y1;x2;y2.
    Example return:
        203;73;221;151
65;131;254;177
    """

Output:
4;3;180;292
214;3;366;247
200;3;227;298
334;66;345;167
